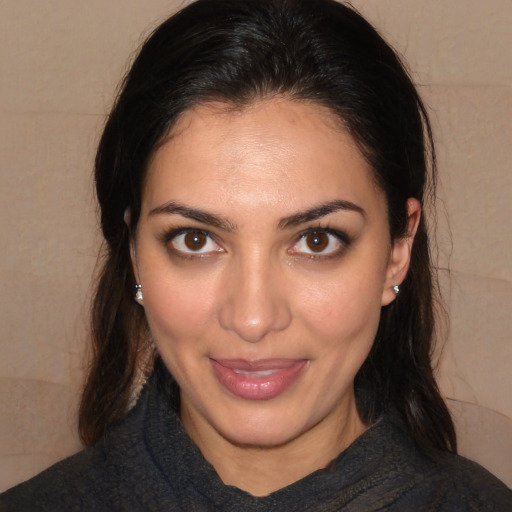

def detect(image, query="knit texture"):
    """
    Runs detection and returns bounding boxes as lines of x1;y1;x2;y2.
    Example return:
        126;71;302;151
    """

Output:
1;365;511;511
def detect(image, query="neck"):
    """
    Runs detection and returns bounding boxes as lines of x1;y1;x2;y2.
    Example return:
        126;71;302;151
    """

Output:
180;394;366;497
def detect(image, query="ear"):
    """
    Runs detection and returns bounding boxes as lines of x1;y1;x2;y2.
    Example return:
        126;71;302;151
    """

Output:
381;198;421;306
125;208;142;301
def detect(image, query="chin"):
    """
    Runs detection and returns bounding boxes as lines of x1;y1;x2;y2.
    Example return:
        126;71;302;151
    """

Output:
212;402;313;449
220;422;302;449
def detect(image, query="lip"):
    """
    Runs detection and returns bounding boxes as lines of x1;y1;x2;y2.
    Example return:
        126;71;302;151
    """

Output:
210;358;307;400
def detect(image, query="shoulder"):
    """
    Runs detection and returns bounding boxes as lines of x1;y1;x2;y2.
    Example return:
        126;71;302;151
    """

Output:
440;452;511;508
0;443;111;511
0;387;149;512
353;414;512;511
393;433;512;510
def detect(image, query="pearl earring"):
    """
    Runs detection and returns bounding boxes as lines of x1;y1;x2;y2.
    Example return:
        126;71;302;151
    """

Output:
393;284;400;295
134;284;143;302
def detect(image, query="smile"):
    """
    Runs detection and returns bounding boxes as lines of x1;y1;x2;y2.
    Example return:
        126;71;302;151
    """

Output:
210;358;307;400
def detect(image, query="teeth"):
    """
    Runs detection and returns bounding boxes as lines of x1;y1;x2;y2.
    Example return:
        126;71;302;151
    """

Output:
233;369;280;378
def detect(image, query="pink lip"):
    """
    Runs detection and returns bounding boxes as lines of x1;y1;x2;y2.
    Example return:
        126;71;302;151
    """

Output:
210;358;307;400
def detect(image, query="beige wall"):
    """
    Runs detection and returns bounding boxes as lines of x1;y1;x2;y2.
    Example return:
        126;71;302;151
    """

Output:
1;0;511;491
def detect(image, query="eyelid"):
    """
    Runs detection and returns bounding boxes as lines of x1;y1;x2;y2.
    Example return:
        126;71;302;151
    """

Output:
297;226;351;244
159;225;351;260
288;227;351;258
162;227;223;257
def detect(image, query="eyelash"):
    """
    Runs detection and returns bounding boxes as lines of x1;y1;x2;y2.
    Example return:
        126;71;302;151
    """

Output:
288;227;351;260
160;226;352;260
161;228;223;260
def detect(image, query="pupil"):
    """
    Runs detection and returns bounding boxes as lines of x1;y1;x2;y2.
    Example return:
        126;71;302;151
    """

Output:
184;231;206;250
307;232;328;252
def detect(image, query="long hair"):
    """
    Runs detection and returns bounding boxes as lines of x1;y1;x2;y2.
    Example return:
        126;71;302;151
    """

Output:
79;0;456;452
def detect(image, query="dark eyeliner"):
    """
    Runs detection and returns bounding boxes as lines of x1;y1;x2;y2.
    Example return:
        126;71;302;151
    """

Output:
159;227;202;244
299;226;352;247
291;226;353;260
158;227;214;260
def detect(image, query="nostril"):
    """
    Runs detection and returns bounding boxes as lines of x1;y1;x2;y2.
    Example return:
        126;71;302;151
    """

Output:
218;295;292;343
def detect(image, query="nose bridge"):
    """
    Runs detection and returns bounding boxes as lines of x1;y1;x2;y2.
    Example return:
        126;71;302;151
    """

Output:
218;248;291;343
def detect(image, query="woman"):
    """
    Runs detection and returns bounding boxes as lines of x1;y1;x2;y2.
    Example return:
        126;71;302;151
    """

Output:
1;0;511;510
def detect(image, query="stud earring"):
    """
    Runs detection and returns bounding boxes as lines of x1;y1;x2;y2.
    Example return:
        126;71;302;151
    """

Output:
134;284;143;302
393;284;400;295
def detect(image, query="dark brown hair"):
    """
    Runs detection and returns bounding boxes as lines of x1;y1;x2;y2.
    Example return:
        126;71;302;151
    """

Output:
79;0;456;452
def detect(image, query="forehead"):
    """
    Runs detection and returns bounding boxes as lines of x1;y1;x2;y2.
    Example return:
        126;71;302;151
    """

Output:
143;99;384;220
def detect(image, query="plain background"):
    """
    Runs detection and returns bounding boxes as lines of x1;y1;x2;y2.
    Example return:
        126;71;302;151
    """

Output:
1;0;511;491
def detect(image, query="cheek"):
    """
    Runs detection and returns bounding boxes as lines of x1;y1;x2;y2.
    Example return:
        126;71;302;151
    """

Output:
141;269;220;342
297;267;385;343
141;277;219;388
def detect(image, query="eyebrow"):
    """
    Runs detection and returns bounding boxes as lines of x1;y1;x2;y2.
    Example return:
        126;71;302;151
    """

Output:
148;198;365;232
148;201;237;232
278;199;366;229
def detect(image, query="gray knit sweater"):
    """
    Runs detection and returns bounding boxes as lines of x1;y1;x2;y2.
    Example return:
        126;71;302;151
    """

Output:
1;366;511;511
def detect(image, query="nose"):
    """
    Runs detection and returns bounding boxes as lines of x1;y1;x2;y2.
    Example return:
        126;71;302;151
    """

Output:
218;254;292;343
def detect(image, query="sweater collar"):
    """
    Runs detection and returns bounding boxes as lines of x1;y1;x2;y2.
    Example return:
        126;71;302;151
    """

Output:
141;361;409;510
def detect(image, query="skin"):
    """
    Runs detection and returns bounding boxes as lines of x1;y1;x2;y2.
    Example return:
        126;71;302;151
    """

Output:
130;98;420;496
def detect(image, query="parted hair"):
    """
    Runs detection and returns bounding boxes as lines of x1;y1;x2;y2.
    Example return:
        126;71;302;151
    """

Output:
80;0;456;452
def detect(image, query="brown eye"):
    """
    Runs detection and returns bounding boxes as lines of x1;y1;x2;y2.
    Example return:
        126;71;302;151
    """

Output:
305;232;329;252
184;231;207;251
167;229;222;256
289;229;346;258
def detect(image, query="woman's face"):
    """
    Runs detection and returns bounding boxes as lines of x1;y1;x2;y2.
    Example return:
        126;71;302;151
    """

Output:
133;99;415;451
